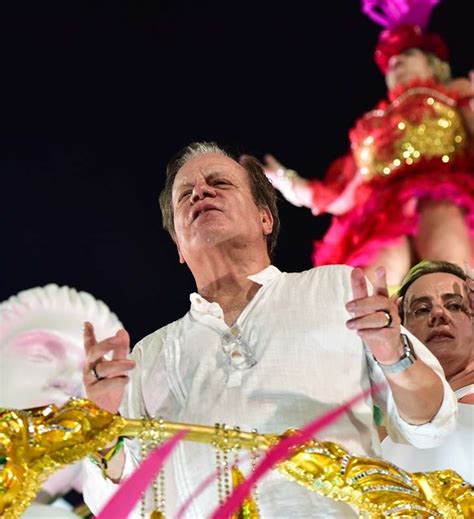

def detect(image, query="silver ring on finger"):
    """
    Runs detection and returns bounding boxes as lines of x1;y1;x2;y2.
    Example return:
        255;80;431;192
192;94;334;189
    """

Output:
381;310;393;328
91;365;104;381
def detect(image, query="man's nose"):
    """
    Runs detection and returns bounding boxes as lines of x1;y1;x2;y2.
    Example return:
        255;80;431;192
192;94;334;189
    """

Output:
429;305;450;325
190;182;216;204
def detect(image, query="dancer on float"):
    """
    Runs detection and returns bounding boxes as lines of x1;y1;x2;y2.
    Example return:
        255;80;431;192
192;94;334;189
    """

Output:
265;0;474;288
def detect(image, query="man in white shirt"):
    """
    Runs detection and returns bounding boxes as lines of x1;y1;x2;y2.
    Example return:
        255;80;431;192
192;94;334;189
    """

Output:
381;260;474;483
82;142;456;518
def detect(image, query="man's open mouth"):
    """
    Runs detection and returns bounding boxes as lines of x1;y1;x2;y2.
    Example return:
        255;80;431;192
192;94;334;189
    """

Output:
193;205;220;221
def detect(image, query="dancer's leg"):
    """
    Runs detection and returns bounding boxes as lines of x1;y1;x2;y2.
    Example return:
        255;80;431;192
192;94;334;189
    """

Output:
414;200;472;265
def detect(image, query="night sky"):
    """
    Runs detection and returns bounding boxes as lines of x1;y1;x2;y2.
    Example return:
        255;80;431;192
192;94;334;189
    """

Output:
1;1;472;345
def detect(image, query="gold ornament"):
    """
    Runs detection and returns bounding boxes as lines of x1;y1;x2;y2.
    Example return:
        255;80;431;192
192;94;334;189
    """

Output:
230;466;259;519
0;398;472;518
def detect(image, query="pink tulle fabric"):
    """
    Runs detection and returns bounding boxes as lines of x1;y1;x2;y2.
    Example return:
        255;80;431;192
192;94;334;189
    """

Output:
313;157;474;268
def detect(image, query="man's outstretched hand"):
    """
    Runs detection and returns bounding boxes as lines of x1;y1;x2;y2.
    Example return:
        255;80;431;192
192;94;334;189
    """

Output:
346;267;404;365
82;322;135;414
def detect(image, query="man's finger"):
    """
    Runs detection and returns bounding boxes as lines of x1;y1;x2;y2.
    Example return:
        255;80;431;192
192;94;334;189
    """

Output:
346;295;394;317
264;154;282;170
347;311;393;331
90;375;131;392
84;321;97;353
350;268;368;300
86;359;136;383
112;329;131;360
87;336;126;365
373;266;389;297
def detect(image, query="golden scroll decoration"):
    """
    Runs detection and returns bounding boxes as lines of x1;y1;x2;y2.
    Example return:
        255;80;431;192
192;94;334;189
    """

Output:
0;398;472;518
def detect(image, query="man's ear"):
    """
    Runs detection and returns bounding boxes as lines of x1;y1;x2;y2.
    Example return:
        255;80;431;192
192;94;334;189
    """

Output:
261;206;273;236
171;231;186;264
176;243;185;264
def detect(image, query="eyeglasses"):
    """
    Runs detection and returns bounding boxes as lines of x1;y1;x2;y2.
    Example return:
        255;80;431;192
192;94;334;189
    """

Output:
221;325;257;371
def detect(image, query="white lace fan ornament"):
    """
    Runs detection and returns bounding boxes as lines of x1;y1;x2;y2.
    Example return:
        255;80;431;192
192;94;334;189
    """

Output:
0;284;123;349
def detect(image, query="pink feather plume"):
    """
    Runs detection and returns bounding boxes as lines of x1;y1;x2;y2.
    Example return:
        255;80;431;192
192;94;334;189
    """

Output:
96;430;187;519
210;384;382;519
361;0;441;30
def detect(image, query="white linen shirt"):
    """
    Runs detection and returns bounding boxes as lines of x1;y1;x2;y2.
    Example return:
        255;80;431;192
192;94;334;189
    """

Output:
84;265;457;518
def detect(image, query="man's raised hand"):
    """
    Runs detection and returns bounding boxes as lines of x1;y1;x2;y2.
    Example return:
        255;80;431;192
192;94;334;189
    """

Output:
346;267;404;365
83;321;135;414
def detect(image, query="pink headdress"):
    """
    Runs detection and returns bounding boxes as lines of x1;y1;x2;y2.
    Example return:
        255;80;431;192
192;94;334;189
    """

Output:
361;0;449;73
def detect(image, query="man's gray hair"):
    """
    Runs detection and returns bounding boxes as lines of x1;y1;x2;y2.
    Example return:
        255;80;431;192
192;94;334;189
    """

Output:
173;142;228;169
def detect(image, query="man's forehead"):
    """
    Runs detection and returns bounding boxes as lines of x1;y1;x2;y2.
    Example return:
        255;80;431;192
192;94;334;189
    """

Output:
174;153;241;184
406;272;468;303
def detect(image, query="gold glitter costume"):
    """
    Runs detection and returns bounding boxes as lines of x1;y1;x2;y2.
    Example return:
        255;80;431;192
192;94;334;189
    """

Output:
352;84;468;180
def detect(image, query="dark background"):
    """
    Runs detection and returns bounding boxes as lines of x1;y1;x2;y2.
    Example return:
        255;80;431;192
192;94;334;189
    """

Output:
1;1;472;344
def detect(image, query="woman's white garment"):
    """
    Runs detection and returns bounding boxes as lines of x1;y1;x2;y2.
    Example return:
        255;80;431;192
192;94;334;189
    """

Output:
382;385;474;483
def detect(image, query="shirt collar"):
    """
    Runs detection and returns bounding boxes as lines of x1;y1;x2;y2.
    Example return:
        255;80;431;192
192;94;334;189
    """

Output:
247;264;281;285
189;265;281;317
